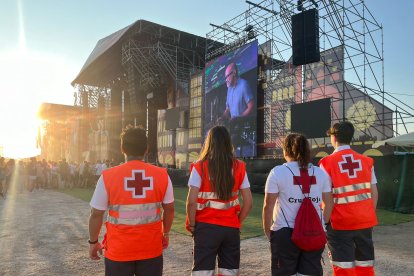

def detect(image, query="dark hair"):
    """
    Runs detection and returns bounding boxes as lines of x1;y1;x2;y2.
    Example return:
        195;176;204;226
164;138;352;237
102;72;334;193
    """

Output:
120;125;147;156
198;126;234;201
327;121;354;144
283;133;311;169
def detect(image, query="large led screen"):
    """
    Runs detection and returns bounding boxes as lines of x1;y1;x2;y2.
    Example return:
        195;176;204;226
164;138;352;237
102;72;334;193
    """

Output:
291;98;331;138
204;41;258;157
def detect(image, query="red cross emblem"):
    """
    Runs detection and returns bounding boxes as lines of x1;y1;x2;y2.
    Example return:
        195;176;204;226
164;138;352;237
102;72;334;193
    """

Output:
124;170;153;198
338;154;362;178
293;168;316;193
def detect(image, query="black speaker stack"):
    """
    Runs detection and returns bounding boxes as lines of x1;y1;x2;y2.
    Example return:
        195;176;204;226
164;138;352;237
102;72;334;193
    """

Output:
292;8;320;66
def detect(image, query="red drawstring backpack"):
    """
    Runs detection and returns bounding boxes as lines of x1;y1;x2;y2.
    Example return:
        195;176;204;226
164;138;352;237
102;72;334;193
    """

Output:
281;165;327;251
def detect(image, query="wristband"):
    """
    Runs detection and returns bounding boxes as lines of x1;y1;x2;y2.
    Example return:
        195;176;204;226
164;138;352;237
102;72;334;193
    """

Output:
163;232;169;236
88;239;99;244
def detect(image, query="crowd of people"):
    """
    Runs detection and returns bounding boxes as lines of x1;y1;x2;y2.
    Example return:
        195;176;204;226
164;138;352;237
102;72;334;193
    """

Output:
87;122;378;276
0;157;116;197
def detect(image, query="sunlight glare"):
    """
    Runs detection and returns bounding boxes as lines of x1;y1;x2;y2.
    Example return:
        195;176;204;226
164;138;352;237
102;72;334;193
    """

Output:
0;50;75;159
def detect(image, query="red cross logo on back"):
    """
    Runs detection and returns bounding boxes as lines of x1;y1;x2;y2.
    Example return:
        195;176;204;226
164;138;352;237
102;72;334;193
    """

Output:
124;170;153;198
293;168;316;193
338;154;362;178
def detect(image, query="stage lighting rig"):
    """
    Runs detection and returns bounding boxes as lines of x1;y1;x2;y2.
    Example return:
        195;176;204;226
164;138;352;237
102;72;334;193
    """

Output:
244;25;256;40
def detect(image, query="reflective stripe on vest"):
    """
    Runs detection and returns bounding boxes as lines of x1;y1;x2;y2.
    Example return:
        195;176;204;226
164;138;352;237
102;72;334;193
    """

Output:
332;182;371;194
334;193;372;204
198;191;238;199
218;268;239;275
108;202;161;225
331;261;355;268
197;198;240;210
191;270;215;276
355;260;375;267
332;181;372;204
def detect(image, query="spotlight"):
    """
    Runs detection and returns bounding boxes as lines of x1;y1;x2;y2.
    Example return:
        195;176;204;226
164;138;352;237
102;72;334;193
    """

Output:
244;25;254;32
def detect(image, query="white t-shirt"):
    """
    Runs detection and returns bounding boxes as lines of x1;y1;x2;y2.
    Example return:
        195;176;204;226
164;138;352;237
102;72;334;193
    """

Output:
319;145;378;184
188;167;250;189
90;174;174;211
265;162;331;231
94;163;102;176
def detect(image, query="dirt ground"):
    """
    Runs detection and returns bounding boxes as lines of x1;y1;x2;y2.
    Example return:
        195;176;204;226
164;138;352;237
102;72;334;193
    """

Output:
1;190;413;275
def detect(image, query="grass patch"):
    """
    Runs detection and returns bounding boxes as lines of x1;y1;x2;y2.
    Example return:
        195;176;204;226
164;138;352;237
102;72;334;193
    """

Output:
59;187;414;238
376;209;414;225
59;187;95;202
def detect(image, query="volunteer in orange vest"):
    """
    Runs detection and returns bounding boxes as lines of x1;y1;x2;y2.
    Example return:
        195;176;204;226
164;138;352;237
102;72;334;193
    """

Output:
319;121;378;276
186;126;253;276
263;133;333;276
88;126;175;276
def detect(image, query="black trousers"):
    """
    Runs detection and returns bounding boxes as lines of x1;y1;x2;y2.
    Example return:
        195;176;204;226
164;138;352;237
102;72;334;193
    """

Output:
104;255;163;276
192;222;240;273
326;225;374;264
270;228;324;276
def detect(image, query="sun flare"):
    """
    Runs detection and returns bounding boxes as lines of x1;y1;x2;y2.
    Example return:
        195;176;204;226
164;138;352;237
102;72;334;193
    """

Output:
0;50;75;159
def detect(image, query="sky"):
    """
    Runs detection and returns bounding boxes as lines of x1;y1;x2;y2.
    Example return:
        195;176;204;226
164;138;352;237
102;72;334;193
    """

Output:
0;0;413;158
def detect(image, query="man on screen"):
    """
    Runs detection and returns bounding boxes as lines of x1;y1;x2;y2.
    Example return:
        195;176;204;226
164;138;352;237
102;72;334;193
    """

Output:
218;62;255;156
221;62;254;121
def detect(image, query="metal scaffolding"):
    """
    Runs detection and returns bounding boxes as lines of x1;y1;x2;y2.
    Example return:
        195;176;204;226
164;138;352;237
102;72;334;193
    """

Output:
206;0;414;155
74;84;110;110
121;22;206;95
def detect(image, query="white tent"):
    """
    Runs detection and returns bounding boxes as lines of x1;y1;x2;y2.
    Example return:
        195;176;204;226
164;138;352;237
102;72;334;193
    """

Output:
372;132;414;148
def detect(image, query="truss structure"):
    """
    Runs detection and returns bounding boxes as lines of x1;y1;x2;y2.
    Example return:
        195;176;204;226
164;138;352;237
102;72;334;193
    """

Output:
121;22;206;108
207;0;414;154
73;84;111;110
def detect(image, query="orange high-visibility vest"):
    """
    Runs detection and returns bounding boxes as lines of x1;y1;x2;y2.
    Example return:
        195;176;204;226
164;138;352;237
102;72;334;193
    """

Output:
319;149;377;230
191;159;246;228
102;160;168;261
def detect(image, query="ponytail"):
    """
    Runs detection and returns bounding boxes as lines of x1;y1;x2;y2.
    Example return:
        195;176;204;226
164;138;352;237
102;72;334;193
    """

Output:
283;133;311;168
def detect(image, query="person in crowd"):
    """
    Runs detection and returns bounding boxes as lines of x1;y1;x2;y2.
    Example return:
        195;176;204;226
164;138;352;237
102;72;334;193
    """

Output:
186;125;253;275
262;133;333;276
58;159;69;189
36;160;44;190
27;157;37;192
41;159;49;188
94;160;103;183
88;125;174;276
68;161;77;188
80;161;92;188
320;121;378;275
4;159;15;195
50;161;59;188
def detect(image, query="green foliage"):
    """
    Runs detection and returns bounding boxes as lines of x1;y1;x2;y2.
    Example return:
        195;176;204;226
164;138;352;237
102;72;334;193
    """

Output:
60;187;414;239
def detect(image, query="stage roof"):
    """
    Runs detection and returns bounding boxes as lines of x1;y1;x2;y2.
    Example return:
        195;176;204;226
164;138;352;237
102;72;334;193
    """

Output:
72;20;214;87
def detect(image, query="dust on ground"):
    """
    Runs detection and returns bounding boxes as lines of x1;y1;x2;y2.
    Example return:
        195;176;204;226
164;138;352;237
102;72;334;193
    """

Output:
1;190;413;275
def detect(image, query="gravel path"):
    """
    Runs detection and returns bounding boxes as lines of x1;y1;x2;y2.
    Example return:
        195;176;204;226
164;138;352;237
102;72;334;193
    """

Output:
1;190;413;275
